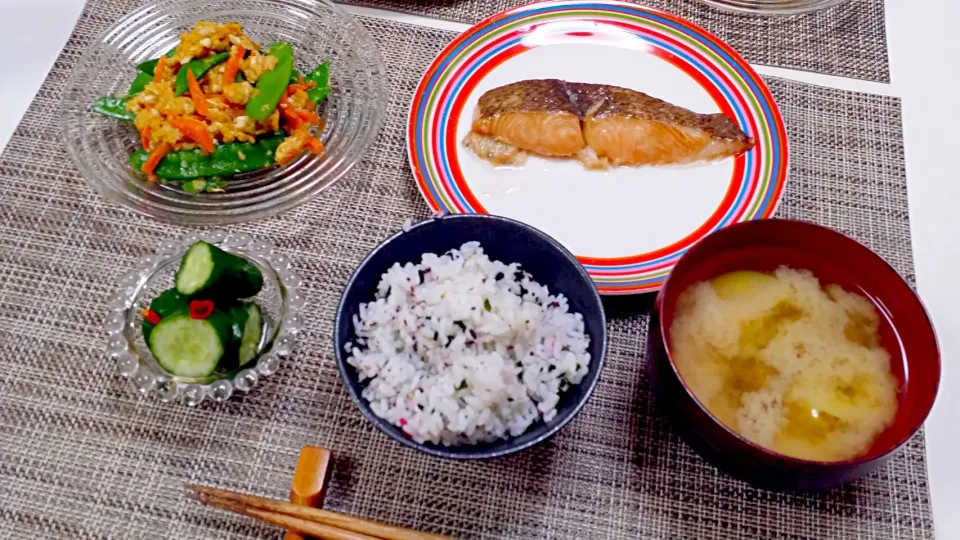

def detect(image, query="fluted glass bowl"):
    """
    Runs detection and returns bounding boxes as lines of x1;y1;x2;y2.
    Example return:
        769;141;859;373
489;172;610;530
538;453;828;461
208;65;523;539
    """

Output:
104;230;305;405
61;0;387;224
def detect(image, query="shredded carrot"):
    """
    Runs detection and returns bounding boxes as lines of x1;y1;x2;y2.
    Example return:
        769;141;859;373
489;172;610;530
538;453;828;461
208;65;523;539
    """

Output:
285;81;317;95
278;95;302;133
142;143;172;181
306;137;325;154
154;55;171;82
140;126;151;151
276;131;310;165
278;94;319;129
169;115;215;154
222;45;245;87
282;120;300;135
186;69;209;117
296;109;320;125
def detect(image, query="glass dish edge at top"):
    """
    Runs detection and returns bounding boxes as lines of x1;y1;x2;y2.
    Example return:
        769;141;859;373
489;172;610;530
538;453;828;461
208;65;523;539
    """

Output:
696;0;849;15
104;229;306;406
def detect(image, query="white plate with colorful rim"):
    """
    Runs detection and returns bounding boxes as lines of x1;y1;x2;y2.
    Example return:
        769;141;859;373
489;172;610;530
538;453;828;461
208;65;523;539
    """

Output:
408;0;788;295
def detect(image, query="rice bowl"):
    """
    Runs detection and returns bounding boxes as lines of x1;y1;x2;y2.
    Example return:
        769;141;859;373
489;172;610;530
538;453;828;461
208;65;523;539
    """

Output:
345;242;592;446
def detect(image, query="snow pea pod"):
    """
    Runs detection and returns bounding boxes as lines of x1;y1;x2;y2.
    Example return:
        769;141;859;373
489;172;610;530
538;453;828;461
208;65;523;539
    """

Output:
136;49;176;75
245;42;294;121
93;96;134;121
129;133;285;180
174;52;230;96
304;62;331;104
128;71;153;95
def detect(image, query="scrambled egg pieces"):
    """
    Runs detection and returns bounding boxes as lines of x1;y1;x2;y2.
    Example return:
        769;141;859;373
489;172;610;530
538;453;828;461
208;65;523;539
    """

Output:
126;21;320;161
172;21;258;65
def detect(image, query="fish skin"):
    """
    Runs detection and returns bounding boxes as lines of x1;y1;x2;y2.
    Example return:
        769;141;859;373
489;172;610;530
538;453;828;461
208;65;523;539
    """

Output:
464;79;755;168
471;80;585;157
567;82;752;143
476;79;579;117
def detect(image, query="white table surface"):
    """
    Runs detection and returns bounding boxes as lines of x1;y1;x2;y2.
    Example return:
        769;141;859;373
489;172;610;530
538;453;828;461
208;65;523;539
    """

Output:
3;0;956;536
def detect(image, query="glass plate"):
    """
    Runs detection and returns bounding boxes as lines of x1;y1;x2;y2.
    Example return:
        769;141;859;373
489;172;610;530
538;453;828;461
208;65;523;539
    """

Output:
104;230;305;406
61;0;387;224
697;0;847;15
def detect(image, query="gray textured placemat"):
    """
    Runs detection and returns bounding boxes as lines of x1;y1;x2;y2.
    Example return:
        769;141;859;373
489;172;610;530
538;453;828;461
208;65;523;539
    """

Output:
337;0;890;83
0;3;928;539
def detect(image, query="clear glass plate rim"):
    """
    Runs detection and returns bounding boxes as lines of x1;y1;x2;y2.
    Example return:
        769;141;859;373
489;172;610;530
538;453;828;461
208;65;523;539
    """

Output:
696;0;848;15
104;230;305;406
60;0;388;225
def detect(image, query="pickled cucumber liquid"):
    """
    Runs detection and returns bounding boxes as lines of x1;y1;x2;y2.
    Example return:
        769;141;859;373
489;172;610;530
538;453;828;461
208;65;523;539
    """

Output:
670;268;899;462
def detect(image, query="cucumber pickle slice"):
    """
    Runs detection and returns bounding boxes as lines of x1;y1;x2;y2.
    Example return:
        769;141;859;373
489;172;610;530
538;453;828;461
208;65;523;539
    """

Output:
148;312;233;378
175;241;264;298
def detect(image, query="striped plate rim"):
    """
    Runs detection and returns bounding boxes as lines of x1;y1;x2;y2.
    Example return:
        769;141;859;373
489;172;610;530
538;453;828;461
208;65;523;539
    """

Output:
407;0;788;294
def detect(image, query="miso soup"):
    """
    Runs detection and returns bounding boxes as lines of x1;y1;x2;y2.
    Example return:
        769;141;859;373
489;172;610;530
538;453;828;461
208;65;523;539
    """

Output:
669;267;899;462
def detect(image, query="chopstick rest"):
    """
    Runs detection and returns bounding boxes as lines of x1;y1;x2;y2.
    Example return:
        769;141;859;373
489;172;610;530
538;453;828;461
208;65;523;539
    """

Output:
285;445;333;540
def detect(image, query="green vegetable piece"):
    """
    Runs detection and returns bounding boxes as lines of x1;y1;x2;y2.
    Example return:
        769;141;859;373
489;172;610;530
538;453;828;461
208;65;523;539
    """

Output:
93;96;134;121
309;86;330;104
148;311;234;378
174;52;230;96
456;380;468;391
141;288;190;341
128;71;154;96
304;62;331;104
136;49;177;75
289;68;301;85
245;41;294;121
182;177;227;194
236;302;263;365
214;302;245;372
483;298;492;311
151;288;191;317
206;176;228;192
175;240;264;298
227;303;249;339
130;134;285;180
182;179;207;194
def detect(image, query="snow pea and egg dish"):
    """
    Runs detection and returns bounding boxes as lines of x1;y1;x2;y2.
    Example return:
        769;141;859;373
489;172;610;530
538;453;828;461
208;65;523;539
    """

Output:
94;21;331;193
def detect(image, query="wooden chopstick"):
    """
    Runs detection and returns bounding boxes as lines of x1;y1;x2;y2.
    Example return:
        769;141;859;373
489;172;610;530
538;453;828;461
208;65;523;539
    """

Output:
193;493;380;540
185;484;452;540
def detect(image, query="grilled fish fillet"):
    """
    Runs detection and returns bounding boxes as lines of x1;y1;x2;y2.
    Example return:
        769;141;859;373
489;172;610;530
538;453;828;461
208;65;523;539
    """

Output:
463;79;755;169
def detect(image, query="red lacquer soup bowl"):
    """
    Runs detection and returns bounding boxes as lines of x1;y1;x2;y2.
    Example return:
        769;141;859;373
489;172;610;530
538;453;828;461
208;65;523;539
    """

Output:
646;219;940;491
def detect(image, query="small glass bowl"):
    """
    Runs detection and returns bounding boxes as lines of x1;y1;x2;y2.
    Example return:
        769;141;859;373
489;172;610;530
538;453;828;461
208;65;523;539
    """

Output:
61;0;387;224
104;230;305;405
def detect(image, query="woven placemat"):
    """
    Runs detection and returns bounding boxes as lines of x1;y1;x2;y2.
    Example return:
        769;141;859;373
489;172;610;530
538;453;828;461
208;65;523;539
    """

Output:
337;0;890;83
0;4;928;539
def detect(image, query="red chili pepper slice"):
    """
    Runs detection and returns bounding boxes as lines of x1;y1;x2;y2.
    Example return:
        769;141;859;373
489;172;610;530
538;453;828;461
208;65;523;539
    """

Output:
189;299;215;320
140;308;162;325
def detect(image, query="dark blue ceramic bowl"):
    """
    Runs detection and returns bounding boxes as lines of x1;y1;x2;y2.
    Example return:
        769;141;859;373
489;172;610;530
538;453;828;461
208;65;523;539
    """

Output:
334;214;607;459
